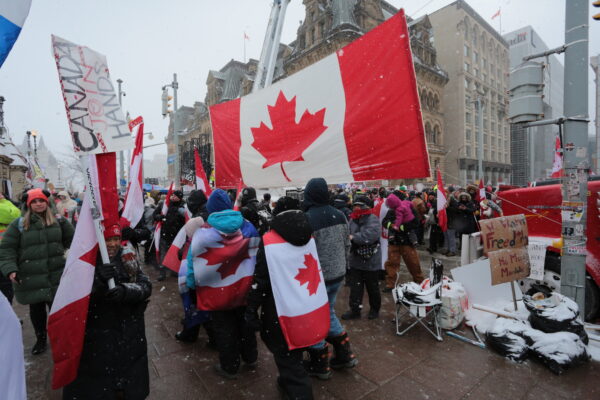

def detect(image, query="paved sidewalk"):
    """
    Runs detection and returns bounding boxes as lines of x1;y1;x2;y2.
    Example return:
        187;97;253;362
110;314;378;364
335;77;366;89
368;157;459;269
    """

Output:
17;251;600;399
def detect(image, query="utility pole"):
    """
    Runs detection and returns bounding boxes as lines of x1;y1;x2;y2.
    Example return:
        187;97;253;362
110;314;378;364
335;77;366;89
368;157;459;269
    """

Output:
591;55;600;173
476;97;485;180
117;78;126;192
561;0;589;316
253;0;290;92
163;74;179;187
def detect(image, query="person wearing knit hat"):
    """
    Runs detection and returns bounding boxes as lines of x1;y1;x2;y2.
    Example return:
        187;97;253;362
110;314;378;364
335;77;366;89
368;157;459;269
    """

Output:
0;188;74;355
64;220;152;399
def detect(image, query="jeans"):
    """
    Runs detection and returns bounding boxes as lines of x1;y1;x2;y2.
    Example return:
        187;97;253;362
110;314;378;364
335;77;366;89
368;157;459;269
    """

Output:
444;229;457;253
310;279;344;350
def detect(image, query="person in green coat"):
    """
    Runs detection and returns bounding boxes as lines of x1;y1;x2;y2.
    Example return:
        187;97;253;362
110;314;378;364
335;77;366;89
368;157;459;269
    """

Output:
0;192;22;303
0;188;74;355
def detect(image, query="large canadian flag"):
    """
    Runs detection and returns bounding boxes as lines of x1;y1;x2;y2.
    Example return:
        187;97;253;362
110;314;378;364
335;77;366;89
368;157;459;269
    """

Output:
191;227;259;310
47;153;119;389
121;116;144;228
195;148;212;195
263;231;330;349
210;10;428;188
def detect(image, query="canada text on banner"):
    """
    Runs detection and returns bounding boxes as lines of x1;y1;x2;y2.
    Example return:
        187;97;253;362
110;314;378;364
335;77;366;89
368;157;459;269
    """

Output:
51;35;132;154
209;9;428;188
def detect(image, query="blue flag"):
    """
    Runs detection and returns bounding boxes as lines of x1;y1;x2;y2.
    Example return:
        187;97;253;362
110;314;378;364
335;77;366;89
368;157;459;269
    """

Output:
0;0;32;68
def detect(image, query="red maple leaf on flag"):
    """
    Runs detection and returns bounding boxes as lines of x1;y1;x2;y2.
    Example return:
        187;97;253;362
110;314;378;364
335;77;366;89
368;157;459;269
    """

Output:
199;236;250;280
251;91;327;181
294;253;321;296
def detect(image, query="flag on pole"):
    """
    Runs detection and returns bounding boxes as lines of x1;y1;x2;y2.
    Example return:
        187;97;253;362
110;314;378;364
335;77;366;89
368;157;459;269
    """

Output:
436;168;448;233
0;0;32;67
478;178;485;202
48;153;118;389
233;179;244;211
162;226;188;273
154;182;174;260
491;9;501;19
263;231;329;349
550;135;564;178
121;117;144;229
209;10;429;188
194;148;212;195
244;32;250;40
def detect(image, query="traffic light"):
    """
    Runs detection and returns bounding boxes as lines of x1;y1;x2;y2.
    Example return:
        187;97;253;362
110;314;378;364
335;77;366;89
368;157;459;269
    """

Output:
594;1;600;21
161;88;173;118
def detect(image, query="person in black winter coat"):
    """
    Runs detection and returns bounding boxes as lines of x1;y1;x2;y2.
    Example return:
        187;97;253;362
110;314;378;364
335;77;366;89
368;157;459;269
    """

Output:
450;192;478;236
186;189;209;221
245;205;314;400
332;194;352;220
153;190;186;280
238;187;271;235
63;224;152;400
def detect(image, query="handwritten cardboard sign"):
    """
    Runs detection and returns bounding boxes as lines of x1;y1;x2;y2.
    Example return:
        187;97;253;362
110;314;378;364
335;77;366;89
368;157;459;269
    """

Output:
52;35;132;155
489;247;531;285
480;214;528;255
479;214;530;286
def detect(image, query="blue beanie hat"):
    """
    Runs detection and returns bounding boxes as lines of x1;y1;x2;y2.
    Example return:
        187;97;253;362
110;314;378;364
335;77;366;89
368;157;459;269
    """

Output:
206;189;233;214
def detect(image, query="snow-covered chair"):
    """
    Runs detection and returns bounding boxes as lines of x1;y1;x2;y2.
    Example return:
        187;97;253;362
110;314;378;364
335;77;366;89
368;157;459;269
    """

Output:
392;258;444;341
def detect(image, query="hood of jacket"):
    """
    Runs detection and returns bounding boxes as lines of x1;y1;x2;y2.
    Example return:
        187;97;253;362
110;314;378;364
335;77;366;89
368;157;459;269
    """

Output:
207;210;243;234
207;189;232;214
303;178;329;209
385;193;401;210
187;190;208;215
271;210;312;246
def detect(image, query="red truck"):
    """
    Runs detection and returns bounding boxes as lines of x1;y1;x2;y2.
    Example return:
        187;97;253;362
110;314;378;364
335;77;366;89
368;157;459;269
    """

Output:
498;178;600;321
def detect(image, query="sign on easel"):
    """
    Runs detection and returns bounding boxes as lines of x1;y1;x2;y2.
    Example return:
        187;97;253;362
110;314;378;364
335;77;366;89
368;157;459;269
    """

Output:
479;214;530;310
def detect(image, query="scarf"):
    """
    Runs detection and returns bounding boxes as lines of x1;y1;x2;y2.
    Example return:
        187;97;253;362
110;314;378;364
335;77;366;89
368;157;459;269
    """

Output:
349;208;373;220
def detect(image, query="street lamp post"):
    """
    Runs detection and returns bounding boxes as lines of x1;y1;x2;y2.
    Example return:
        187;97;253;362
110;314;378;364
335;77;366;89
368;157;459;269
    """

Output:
163;74;179;187
117;78;126;192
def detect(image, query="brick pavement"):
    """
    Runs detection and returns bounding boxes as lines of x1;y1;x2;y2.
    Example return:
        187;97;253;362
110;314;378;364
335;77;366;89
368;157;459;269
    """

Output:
17;251;600;400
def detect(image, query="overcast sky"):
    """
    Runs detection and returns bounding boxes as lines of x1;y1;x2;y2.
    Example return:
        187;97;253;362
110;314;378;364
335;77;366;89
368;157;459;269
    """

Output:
1;0;598;163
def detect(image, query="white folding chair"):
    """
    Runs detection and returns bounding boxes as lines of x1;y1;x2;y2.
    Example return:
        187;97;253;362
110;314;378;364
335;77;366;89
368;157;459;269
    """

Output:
392;258;444;341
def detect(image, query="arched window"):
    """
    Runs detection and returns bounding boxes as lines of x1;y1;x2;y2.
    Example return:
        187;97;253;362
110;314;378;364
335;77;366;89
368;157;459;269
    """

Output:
433;94;440;111
425;122;432;143
433;125;441;145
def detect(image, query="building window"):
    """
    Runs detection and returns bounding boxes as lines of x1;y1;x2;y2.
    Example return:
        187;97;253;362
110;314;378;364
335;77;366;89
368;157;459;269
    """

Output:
483;73;487;83
464;62;470;72
465;94;471;107
466;146;471;157
464;44;470;57
466;112;472;124
466;129;471;141
483;59;488;69
473;51;479;63
474;68;479;77
491;151;496;161
464;78;470;90
484;135;488;144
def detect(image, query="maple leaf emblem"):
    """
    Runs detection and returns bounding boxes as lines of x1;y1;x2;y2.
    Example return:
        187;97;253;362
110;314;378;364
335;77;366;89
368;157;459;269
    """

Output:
251;91;327;181
294;253;321;296
199;236;250;280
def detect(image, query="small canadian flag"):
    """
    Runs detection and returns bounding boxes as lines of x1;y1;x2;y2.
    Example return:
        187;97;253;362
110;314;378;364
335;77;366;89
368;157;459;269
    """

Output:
551;135;564;178
263;231;330;350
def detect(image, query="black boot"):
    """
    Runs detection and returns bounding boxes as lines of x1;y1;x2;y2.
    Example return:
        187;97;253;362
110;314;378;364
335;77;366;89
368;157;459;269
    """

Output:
304;346;332;380
341;309;361;320
175;325;200;343
157;267;166;281
32;333;47;355
327;332;358;369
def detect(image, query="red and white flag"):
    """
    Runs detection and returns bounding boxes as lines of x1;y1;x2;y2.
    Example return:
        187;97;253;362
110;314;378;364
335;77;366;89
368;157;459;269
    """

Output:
191;228;259;310
478;178;485;202
436;168;448;233
210;10;428;188
162;227;188;273
48;153;119;389
194;148;212;195
154;182;174;260
550;135;564;178
373;197;389;270
263;231;329;349
121;116;144;229
491;9;501;19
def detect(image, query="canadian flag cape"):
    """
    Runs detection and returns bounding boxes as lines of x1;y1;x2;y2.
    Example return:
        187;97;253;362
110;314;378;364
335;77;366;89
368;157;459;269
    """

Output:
121;116;144;229
191;226;259;310
48;153;119;389
209;10;429;188
263;231;330;349
550;135;564;178
154;182;174;259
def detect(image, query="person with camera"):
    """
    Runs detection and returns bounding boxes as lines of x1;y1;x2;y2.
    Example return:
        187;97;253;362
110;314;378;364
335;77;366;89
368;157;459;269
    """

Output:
0;188;74;355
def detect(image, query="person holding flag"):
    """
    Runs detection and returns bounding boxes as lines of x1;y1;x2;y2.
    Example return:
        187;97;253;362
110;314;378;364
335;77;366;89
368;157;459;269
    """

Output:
62;223;152;400
153;189;186;281
245;200;328;399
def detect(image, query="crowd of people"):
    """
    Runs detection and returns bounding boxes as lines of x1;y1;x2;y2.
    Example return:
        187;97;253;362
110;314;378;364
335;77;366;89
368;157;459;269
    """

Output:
0;178;503;400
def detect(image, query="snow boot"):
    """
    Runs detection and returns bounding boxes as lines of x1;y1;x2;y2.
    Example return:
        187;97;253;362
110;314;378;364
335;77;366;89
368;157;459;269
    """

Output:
341;309;361;320
32;332;47;355
175;325;200;343
327;332;358;369
304;346;332;380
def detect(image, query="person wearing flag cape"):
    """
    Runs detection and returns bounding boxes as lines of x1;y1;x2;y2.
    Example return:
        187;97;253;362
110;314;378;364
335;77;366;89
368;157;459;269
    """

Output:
62;223;152;400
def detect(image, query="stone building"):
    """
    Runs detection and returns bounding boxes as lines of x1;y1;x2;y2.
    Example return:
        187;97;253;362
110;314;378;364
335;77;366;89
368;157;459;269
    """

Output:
167;0;449;184
0;96;29;200
429;0;512;186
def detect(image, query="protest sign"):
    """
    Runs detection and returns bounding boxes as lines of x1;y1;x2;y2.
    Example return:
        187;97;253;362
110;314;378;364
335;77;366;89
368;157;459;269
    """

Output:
51;35;132;155
527;242;547;280
489;247;531;285
480;214;528;255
